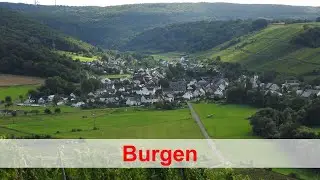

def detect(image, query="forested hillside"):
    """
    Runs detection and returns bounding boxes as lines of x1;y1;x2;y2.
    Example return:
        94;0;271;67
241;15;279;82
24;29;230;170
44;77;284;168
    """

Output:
1;2;319;49
0;8;94;82
198;23;320;79
124;20;262;53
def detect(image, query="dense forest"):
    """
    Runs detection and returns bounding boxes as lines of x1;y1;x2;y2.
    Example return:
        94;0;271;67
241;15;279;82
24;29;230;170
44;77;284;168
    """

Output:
123;20;267;53
0;8;95;82
0;2;319;49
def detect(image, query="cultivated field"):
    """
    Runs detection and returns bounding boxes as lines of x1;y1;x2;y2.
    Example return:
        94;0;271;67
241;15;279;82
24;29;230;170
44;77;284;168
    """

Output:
192;103;257;138
0;107;203;139
0;74;44;86
196;23;320;76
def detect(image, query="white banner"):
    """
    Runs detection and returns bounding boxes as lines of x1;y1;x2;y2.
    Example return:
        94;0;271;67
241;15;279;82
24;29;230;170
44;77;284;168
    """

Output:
0;139;320;168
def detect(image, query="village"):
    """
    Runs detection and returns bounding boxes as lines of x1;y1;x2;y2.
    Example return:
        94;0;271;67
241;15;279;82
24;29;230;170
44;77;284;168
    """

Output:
13;56;320;110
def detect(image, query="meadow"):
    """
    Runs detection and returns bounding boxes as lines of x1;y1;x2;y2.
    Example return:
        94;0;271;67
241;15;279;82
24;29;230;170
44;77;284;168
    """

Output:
0;85;40;101
57;51;98;62
0;107;203;139
192;103;257;138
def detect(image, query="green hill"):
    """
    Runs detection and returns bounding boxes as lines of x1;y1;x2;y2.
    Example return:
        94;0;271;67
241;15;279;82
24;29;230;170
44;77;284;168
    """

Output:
0;8;94;82
123;20;255;53
197;23;320;78
1;2;319;49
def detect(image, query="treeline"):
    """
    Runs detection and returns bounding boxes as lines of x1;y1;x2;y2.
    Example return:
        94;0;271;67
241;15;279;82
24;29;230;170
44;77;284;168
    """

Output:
1;3;319;49
124;20;267;53
226;81;320;138
292;27;320;48
0;168;251;180
0;8;95;82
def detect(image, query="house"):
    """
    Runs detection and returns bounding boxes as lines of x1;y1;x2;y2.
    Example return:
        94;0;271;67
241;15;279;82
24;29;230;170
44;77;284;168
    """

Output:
72;102;85;107
57;101;65;106
38;98;46;104
135;87;155;96
126;97;141;106
70;93;76;98
198;80;209;87
193;88;205;97
141;96;159;104
24;98;35;104
282;80;300;90
250;75;259;88
48;95;55;102
265;90;283;96
265;83;280;91
300;90;320;98
169;81;186;93
183;92;193;100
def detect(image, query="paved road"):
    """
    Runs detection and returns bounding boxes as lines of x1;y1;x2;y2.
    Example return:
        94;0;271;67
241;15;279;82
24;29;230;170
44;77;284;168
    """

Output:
187;102;231;167
187;102;211;139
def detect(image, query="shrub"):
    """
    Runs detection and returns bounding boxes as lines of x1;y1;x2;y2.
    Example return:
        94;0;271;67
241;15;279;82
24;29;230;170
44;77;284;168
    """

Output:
11;111;17;117
288;173;299;179
44;108;52;114
54;108;61;114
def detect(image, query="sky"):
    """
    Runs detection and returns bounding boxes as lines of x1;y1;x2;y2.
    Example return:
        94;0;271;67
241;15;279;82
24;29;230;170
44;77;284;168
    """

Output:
1;0;319;7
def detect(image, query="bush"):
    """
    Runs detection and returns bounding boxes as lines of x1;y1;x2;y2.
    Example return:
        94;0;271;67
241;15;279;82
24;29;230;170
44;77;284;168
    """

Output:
11;111;17;117
71;129;82;132
56;131;60;134
44;108;52;114
54;108;61;114
288;173;299;179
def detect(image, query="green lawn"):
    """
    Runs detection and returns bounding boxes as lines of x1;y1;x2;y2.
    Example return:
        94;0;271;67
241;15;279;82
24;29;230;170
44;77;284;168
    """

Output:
192;103;258;138
0;108;203;139
0;85;39;101
57;51;98;62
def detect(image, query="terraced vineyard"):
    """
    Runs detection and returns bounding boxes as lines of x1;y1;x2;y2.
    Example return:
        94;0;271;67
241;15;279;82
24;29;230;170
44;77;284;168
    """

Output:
197;23;320;77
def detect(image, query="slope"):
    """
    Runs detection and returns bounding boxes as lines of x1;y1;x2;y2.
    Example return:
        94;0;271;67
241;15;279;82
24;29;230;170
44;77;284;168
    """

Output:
0;8;94;82
1;2;319;49
198;23;320;78
123;20;255;53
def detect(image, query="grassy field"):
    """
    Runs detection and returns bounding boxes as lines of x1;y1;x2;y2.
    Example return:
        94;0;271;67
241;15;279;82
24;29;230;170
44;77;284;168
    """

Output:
57;51;98;62
0;85;39;101
195;23;320;77
0;107;203;139
192;103;257;138
101;74;132;79
151;52;186;62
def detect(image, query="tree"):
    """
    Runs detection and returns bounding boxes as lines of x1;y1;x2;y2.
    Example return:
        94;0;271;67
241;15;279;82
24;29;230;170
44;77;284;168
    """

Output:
5;96;12;104
11;111;17;117
54;108;61;114
44;108;52;115
316;17;320;22
252;19;268;30
19;95;24;103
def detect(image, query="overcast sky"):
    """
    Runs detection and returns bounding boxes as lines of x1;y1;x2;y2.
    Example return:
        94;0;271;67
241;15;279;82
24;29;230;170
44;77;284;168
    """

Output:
1;0;319;7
